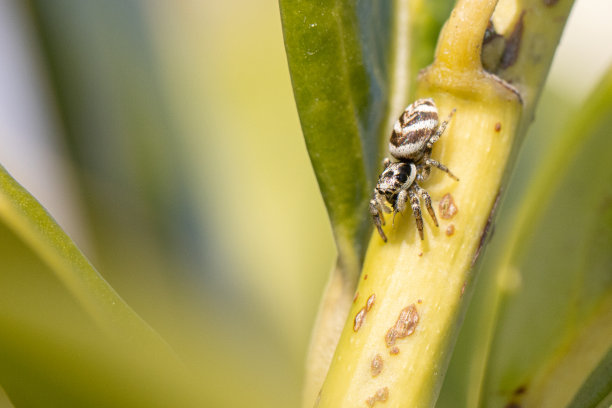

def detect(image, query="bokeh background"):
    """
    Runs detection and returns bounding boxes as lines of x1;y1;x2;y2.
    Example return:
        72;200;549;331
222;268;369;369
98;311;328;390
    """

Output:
0;0;610;406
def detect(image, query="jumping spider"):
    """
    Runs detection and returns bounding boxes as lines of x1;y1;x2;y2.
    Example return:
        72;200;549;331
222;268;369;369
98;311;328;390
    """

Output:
369;98;458;242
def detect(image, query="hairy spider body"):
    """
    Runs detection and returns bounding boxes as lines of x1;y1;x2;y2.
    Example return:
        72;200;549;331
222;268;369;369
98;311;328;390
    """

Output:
369;98;458;242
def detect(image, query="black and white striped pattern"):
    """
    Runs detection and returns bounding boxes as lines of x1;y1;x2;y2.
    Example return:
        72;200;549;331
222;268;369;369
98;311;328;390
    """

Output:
389;98;439;161
370;98;458;242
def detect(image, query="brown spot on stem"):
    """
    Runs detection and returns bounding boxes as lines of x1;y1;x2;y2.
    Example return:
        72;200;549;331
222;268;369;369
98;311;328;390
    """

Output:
500;12;525;69
364;274;368;280
353;291;359;303
495;122;502;132
385;304;419;347
446;224;455;236
366;294;376;312
439;194;458;219
354;307;366;332
543;0;559;6
389;346;400;355
418;252;423;257
366;387;389;406
353;294;377;332
371;354;383;377
377;387;389;400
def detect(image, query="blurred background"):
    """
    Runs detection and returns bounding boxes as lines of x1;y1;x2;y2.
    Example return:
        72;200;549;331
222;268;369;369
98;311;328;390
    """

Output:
0;0;609;406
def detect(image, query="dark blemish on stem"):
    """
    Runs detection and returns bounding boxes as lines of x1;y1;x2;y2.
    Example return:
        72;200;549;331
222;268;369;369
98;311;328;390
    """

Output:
446;224;455;236
482;21;505;72
353;291;359;303
483;21;501;45
500;12;525;69
389;346;400;355
489;223;497;242
490;73;524;104
364;274;368;280
505;384;528;407
472;189;502;267
514;385;527;395
543;0;559;6
495;122;502;132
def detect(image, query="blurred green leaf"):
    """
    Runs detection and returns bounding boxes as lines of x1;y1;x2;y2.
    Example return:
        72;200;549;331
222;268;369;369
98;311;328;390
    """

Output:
480;65;612;407
0;164;206;406
23;0;205;296
567;345;612;408
438;66;612;407
408;0;454;98
18;2;320;406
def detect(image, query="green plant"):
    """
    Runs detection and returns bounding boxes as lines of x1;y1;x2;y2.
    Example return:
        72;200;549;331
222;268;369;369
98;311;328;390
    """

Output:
281;0;612;406
1;0;611;407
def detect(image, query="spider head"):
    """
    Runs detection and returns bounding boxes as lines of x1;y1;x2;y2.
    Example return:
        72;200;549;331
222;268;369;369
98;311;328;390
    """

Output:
375;162;415;201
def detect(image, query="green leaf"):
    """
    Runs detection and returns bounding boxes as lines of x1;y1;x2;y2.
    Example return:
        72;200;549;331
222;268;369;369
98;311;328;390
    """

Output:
280;0;390;273
0;164;207;406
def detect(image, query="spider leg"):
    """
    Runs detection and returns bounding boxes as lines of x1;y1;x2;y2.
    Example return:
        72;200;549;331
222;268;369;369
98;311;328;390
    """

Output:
424;158;459;181
393;188;408;227
413;183;438;228
427;108;456;149
416;161;431;182
370;192;388;242
391;161;417;227
407;185;424;240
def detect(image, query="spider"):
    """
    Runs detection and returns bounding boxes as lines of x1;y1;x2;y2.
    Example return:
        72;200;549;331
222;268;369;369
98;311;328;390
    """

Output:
369;98;458;242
